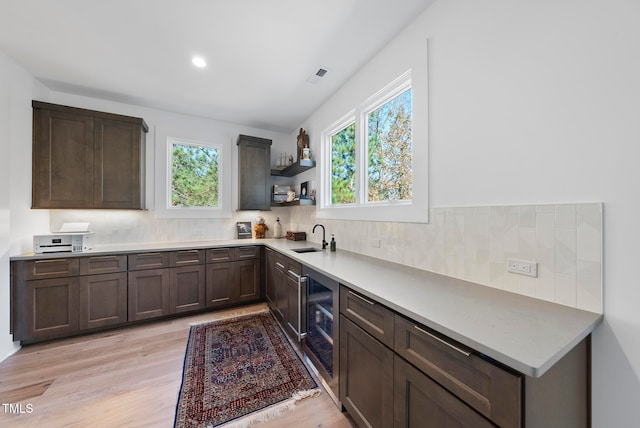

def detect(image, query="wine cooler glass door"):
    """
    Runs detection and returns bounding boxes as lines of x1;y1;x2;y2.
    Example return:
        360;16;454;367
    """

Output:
306;277;334;377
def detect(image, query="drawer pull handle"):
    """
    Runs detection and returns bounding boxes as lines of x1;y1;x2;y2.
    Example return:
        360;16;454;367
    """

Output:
91;256;118;260
414;325;472;357
288;270;301;280
139;252;161;257
178;250;199;254
35;259;67;264
275;262;285;269
348;290;375;306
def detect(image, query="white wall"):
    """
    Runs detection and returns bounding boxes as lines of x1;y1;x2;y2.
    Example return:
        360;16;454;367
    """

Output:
46;92;293;244
0;51;50;360
296;0;639;425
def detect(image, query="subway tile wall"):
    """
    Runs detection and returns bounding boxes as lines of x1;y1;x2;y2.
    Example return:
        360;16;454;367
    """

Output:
51;202;603;314
292;203;603;314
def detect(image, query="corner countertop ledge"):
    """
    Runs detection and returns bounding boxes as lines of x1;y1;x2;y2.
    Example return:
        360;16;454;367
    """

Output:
261;240;602;378
12;238;603;377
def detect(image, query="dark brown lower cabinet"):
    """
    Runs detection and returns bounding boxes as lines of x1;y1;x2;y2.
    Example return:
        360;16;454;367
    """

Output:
170;265;205;314
79;272;127;329
340;315;394;428
394;356;495;428
206;262;234;308
23;277;79;342
128;268;170;321
206;256;261;309
273;262;287;321
264;248;276;308
236;259;260;303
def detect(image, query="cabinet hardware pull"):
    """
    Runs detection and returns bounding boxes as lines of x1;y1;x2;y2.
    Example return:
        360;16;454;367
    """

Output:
91;256;118;260
35;259;67;264
275;262;285;269
348;290;375;306
178;250;199;253
288;270;301;279
414;325;472;357
139;252;161;257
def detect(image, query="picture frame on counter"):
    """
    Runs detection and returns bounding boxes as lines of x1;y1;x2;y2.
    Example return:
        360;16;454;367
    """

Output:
300;181;309;199
236;222;252;239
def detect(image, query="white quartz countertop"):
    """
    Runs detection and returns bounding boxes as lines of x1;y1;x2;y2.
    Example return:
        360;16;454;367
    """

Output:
12;238;602;377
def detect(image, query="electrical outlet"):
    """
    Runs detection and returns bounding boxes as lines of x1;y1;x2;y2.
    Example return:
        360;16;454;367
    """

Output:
369;239;381;248
507;259;538;277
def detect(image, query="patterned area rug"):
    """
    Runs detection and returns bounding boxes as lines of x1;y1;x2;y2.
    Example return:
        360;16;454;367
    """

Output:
174;311;319;428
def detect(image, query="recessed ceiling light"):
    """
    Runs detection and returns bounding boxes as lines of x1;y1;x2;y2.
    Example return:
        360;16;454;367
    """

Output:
192;56;206;68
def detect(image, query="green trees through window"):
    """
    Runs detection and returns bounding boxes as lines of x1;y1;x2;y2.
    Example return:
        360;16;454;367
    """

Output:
367;88;412;202
331;123;356;204
171;143;219;207
328;82;412;206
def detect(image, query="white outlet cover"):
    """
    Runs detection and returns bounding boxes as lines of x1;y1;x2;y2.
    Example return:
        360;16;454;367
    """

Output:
507;259;538;277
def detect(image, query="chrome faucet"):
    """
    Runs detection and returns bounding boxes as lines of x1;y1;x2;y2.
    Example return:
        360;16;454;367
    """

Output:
313;224;328;249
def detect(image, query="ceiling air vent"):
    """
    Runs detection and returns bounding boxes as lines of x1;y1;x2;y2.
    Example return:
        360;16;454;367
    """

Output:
306;66;329;84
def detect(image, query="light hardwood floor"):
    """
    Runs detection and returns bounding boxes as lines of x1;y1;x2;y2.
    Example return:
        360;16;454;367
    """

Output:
0;304;354;428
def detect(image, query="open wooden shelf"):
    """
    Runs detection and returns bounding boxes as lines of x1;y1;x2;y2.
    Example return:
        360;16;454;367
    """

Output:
270;159;315;177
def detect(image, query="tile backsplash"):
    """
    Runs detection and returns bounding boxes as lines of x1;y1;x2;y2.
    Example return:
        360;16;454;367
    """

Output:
50;202;603;314
292;203;603;314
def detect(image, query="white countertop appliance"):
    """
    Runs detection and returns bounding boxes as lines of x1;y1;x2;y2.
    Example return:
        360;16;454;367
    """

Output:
33;223;93;253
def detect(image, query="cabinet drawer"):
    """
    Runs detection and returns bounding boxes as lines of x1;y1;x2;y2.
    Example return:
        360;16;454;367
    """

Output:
274;253;287;272
394;314;522;427
79;255;127;275
274;252;301;276
340;286;394;348
19;258;80;280
234;246;260;260
128;252;170;270
170;249;205;266
206;248;234;263
394;355;496;428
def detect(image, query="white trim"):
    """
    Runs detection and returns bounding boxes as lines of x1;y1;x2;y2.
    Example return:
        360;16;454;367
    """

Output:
317;69;428;223
154;136;232;219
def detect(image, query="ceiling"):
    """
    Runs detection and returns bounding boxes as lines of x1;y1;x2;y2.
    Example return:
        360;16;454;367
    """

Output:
0;0;435;133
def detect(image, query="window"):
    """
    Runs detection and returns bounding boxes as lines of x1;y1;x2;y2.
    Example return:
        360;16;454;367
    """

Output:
154;136;228;218
321;71;419;222
366;87;412;203
170;141;219;207
330;121;356;205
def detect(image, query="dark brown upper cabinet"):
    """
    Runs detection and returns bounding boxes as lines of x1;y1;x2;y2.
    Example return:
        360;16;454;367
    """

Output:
237;134;272;210
32;101;148;209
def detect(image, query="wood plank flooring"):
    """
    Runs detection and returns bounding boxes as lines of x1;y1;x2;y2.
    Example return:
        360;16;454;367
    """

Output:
0;304;354;428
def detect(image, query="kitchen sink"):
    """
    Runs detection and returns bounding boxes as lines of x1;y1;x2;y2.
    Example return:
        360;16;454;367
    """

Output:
292;247;323;253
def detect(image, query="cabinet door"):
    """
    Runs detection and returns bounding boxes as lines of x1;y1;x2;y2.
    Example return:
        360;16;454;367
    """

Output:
265;248;276;308
340;315;394;428
32;108;94;208
93;118;145;209
236;258;261;303
274;264;287;321
23;277;79;341
128;268;170;321
285;269;302;340
205;262;235;308
171;265;206;314
394;355;495;428
237;135;272;210
79;272;127;329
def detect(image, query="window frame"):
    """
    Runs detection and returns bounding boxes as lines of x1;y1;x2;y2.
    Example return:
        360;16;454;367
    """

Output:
318;70;427;223
167;137;223;210
154;135;231;219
